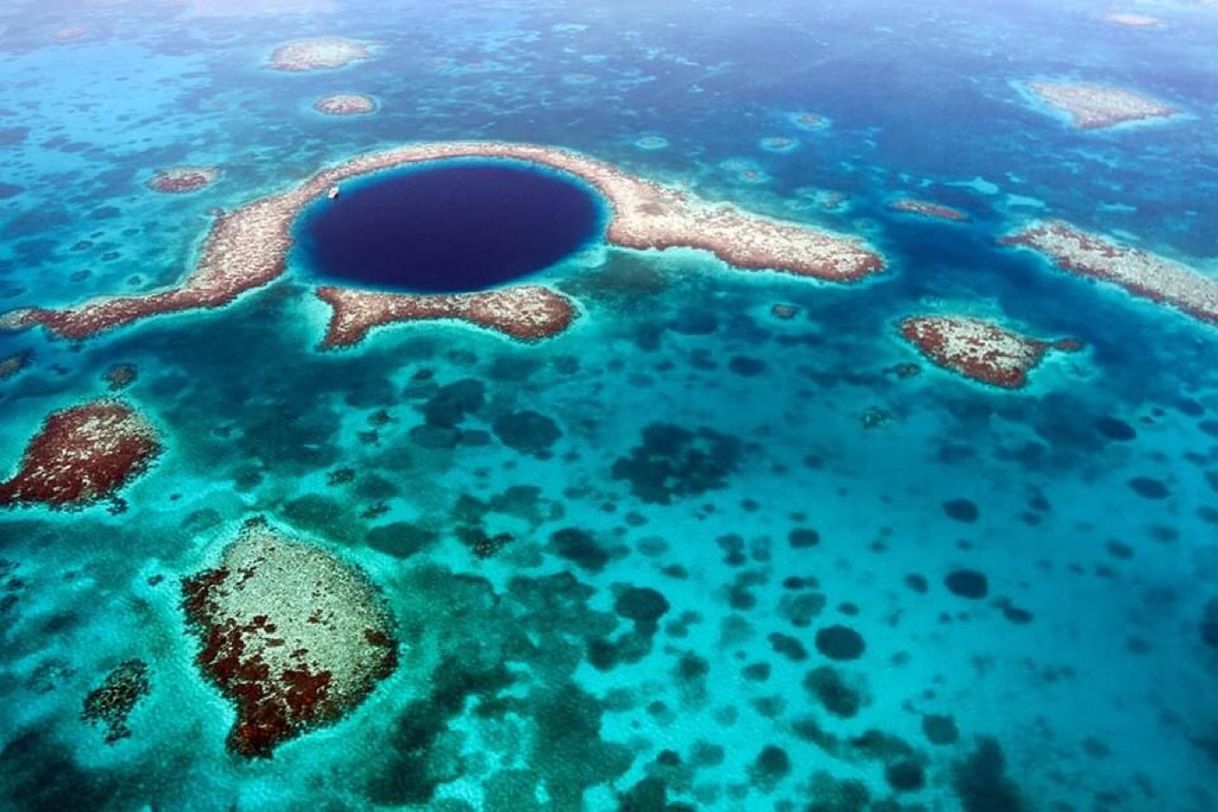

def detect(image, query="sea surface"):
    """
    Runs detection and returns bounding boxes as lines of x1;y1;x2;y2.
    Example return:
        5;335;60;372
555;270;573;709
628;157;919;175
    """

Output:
1;0;1217;810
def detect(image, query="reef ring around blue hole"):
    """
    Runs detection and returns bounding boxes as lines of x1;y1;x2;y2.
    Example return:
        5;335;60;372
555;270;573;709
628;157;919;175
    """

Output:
294;159;607;294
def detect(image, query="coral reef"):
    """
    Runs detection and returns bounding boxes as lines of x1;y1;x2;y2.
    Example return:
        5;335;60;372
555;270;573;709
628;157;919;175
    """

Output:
316;284;576;347
268;38;372;72
2;141;883;342
181;518;397;757
1025;81;1177;129
1003;220;1218;325
899;315;1078;388
0;399;161;509
313;93;376;116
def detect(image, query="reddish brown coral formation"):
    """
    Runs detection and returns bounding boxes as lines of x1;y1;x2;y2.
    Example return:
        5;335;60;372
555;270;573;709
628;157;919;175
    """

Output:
268;37;372;72
899;315;1078;388
1;141;882;343
313;93;376;116
181;518;397;758
148;166;219;194
1025;81;1177;129
82;659;150;743
1003;220;1218;324
889;198;969;222
0;400;162;509
316;284;576;347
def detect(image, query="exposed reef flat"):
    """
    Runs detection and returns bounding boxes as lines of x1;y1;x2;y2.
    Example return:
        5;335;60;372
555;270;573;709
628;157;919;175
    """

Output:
181;517;397;758
316;284;576;347
899;315;1079;388
268;37;372;72
888;198;968;221
1102;12;1161;27
147;166;219;194
1;141;883;343
313;93;376;116
1025;81;1177;129
0;399;162;510
1003;220;1218;324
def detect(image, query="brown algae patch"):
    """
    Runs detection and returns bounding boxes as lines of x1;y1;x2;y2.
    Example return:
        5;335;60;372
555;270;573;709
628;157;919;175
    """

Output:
181;517;397;757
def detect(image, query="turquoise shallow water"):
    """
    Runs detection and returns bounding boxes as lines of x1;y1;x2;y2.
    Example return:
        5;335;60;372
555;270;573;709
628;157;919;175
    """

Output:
1;0;1217;809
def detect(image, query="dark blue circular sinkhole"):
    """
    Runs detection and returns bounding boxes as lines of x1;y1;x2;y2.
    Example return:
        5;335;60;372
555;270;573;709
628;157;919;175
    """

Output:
295;161;605;293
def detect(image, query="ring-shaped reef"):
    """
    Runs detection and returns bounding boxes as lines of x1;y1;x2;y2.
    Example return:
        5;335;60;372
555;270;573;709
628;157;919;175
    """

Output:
0;141;886;347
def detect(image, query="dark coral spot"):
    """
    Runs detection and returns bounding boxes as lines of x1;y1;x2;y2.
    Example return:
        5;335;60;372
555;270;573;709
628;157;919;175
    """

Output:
905;574;929;593
788;528;820;549
951;737;1027;812
1201;598;1218;650
421;378;484;428
493;410;562;456
922;714;959;745
803;665;862;718
614;587;670;629
365;522;437;559
943;499;979;523
885;760;926;792
549;527;609;573
945;569;988;600
728;356;767;377
748;745;791;791
611;423;741;504
768;632;809;662
814;624;865;661
1095;416;1136;441
742;662;771;682
1128;476;1169;500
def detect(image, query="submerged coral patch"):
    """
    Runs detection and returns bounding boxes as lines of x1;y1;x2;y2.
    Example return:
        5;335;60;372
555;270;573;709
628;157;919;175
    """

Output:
81;659;150;743
611;423;742;504
147;166;219;194
814;624;865;661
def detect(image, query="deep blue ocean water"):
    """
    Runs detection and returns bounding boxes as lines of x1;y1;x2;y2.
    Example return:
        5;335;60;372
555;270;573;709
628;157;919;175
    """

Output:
296;162;604;293
0;0;1216;810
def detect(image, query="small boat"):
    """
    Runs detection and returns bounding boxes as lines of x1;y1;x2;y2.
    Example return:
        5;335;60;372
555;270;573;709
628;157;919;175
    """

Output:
327;185;340;200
